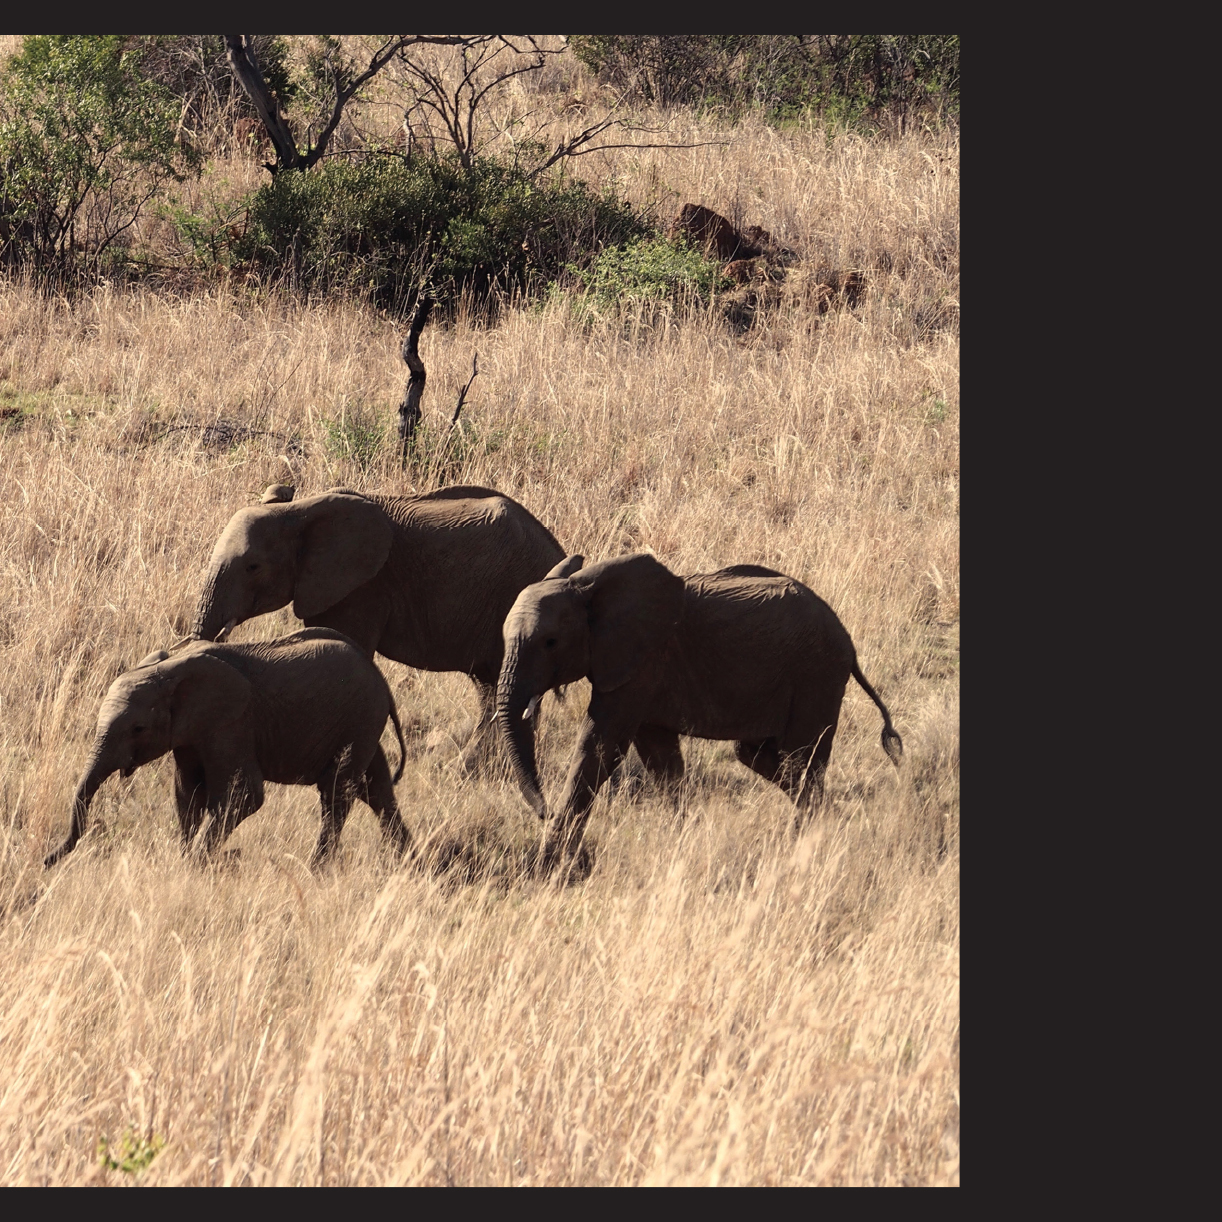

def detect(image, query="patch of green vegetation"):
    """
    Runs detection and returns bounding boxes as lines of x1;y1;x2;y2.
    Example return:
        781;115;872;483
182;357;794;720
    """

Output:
404;417;553;484
158;198;247;269
97;1128;165;1177
568;235;730;309
568;35;959;130
0;36;197;277
322;408;387;472
0;384;114;430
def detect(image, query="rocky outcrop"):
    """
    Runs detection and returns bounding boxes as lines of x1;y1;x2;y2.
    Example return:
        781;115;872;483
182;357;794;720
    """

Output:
668;204;766;262
668;202;869;333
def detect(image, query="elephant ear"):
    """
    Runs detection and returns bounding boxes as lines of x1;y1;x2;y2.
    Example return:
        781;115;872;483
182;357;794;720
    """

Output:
166;652;253;747
544;554;584;580
292;494;393;619
572;554;685;692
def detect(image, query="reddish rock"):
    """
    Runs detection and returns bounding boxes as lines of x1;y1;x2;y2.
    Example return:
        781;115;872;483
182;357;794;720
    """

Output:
722;259;758;284
741;224;774;250
669;204;764;261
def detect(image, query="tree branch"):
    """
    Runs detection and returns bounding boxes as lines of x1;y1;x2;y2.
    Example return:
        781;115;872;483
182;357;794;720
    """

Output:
450;354;479;428
527;134;727;180
227;34;484;175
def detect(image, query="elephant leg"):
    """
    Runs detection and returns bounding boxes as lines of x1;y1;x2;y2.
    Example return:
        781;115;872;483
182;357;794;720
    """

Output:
202;785;262;857
185;759;261;858
632;724;685;808
312;756;358;867
790;715;841;830
457;673;503;778
360;747;413;859
543;716;633;869
174;748;208;849
738;722;836;826
735;738;782;783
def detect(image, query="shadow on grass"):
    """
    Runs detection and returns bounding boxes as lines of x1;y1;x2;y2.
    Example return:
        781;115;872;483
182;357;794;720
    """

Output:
418;827;595;889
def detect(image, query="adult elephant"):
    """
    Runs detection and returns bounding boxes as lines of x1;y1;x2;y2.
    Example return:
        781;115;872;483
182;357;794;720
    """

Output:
193;485;564;773
497;553;903;869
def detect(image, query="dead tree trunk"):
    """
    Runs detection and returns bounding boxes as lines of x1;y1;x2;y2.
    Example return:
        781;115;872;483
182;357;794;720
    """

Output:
398;295;434;465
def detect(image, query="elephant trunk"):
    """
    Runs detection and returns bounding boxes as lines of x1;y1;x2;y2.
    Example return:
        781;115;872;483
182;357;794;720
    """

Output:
497;662;547;820
192;570;238;642
44;747;115;868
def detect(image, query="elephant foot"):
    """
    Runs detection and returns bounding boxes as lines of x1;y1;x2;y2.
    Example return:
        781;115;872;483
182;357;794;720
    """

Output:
456;735;493;780
533;836;595;885
204;847;243;874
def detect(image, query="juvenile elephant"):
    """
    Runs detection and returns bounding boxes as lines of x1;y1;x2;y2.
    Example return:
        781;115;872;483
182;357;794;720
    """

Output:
192;485;564;773
44;629;412;869
496;554;903;867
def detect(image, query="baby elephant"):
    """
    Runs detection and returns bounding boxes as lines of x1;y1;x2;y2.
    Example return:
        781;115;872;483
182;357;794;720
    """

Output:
497;554;903;866
44;629;413;869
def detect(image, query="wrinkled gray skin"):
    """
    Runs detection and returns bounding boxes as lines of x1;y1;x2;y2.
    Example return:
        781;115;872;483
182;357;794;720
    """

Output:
497;554;903;869
192;486;564;774
44;629;412;870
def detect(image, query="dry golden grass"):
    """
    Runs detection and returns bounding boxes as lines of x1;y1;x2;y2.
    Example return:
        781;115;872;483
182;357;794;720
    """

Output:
0;117;958;1186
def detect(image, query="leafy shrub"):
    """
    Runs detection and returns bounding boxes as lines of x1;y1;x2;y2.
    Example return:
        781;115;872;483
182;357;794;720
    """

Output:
322;408;387;472
570;236;729;307
97;1128;164;1177
0;36;195;276
568;35;959;127
238;153;649;312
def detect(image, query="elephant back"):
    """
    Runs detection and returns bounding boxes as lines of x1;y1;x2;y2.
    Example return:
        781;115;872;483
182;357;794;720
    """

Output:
213;636;392;783
682;567;856;674
376;488;563;567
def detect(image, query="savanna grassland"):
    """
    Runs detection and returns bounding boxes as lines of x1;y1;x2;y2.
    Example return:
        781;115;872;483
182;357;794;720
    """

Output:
0;77;959;1185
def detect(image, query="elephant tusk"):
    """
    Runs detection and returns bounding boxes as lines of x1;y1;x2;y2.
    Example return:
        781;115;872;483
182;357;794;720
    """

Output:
523;695;542;722
215;619;237;643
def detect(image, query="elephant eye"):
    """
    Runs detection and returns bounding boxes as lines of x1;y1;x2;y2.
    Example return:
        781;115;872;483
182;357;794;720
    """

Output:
545;638;558;649
132;725;146;734
247;562;261;573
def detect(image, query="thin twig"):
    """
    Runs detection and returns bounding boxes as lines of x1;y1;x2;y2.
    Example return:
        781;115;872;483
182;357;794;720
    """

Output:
450;354;479;428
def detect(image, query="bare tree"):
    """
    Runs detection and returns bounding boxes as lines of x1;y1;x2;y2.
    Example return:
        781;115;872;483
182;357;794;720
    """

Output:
396;294;480;467
395;37;723;176
397;36;555;170
223;34;476;175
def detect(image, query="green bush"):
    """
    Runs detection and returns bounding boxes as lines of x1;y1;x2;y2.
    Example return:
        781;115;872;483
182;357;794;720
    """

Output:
97;1128;164;1177
0;35;194;276
568;35;959;127
570;236;729;308
237;153;650;312
322;409;387;472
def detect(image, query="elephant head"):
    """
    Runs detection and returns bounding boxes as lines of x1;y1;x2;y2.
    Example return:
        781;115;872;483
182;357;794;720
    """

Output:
44;650;255;867
496;553;685;817
193;491;393;642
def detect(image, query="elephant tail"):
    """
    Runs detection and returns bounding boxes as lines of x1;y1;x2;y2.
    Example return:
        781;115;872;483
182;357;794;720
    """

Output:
387;696;408;784
850;659;903;766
